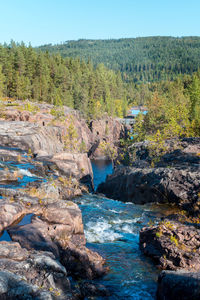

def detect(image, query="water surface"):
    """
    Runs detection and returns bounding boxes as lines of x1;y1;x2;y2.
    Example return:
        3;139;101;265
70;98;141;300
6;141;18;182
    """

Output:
74;160;166;299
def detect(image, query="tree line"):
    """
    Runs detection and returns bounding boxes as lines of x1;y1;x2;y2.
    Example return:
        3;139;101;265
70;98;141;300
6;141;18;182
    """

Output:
38;36;200;83
132;73;200;148
0;41;128;119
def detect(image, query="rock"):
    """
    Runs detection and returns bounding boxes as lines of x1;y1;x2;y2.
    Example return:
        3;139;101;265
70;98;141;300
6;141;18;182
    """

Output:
52;152;93;179
157;270;200;300
0;101;112;298
0;189;106;281
0;121;64;155
140;220;200;271
90;117;124;144
0;185;107;297
0;242;72;299
97;165;200;208
8;217;61;258
89;117;125;158
59;240;106;280
79;281;110;298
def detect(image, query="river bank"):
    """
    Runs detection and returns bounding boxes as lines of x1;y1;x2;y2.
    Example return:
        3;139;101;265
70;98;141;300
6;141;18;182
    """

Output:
0;99;199;299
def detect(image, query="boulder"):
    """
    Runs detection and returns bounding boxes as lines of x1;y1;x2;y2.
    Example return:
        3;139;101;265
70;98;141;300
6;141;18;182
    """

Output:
0;242;72;299
97;166;200;211
140;220;200;271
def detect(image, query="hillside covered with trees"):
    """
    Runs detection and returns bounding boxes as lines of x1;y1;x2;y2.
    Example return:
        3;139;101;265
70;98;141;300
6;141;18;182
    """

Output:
0;41;199;138
38;36;200;82
0;42;128;119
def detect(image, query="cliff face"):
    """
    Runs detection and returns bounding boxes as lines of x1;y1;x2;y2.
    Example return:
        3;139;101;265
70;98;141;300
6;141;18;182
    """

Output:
1;100;125;160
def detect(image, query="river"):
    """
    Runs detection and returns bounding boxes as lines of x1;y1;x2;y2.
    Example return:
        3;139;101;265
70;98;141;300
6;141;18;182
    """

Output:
73;160;166;299
0;155;165;299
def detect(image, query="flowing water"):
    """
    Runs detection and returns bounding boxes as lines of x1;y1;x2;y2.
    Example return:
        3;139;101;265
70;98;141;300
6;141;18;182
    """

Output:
0;152;165;299
74;160;167;299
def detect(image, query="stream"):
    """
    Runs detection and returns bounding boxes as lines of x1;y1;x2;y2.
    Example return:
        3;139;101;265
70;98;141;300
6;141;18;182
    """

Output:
73;160;167;299
0;154;166;299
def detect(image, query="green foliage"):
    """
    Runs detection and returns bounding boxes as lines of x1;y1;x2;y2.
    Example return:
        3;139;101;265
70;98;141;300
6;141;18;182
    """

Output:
24;102;39;114
156;231;162;238
50;107;65;119
147;130;168;166
128;76;200;162
0;42;125;119
63;116;79;152
170;235;179;247
130;112;146;142
0;65;5;97
99;141;118;165
38;37;200;83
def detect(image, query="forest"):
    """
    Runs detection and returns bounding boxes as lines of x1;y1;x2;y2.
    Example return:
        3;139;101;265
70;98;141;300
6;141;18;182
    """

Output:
0;41;199;139
38;36;200;82
0;41;128;119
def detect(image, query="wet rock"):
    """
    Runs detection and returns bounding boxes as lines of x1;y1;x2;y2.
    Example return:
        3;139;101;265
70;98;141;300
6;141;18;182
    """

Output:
140;220;200;271
79;281;110;298
157;270;200;300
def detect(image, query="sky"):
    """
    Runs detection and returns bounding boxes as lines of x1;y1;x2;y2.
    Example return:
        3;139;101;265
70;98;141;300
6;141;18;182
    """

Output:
0;0;200;46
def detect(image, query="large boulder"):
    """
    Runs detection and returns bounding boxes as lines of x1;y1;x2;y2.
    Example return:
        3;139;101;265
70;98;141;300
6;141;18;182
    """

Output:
0;242;72;299
140;220;200;271
97;166;200;210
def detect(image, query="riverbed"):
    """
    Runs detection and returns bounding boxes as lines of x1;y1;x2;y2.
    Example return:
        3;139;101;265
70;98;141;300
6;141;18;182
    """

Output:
0;156;165;299
74;160;167;299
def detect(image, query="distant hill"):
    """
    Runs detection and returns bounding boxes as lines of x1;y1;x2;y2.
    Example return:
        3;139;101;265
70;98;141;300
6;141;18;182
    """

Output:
38;36;200;82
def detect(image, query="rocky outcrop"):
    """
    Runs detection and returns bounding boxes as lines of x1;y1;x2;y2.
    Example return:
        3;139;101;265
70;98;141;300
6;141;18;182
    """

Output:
0;184;106;298
51;152;93;179
157;270;200;300
1;100;126;159
0;242;71;299
97;166;200;209
0;120;94;190
140;219;200;299
0;100;118;298
89;116;125;158
140;220;200;271
0;121;63;156
97;138;200;213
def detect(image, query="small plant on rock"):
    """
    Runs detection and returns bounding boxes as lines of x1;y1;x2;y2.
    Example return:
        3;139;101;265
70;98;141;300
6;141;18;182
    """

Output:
170;235;179;247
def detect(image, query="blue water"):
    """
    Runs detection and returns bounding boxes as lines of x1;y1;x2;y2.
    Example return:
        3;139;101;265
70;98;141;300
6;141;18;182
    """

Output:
0;214;34;242
73;160;166;299
0;230;12;242
131;110;147;116
0;150;162;299
91;159;113;191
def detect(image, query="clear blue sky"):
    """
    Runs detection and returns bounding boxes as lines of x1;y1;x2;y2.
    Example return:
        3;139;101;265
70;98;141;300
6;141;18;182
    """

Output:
1;0;200;46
